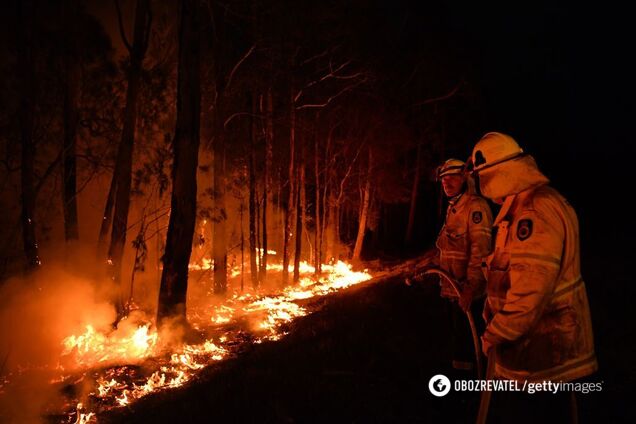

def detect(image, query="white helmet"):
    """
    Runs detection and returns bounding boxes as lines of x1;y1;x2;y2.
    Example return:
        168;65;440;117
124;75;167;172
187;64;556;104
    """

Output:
471;132;524;173
437;158;465;179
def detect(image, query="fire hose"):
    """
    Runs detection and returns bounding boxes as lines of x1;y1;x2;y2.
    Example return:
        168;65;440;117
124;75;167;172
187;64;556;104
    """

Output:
409;268;484;379
418;268;494;423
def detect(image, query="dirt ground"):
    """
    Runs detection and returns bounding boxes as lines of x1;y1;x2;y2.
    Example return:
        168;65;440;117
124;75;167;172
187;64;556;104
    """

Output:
100;254;633;424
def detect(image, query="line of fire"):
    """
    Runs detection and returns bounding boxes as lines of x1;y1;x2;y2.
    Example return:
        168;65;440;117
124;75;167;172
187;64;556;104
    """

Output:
0;0;630;423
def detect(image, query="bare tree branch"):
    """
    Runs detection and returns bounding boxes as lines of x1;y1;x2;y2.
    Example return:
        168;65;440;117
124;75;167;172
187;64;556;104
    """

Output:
224;111;263;128
141;5;153;57
114;0;133;54
296;79;367;110
295;57;368;104
35;148;64;196
226;44;256;90
337;139;366;203
401;58;426;89
412;80;464;107
300;47;331;66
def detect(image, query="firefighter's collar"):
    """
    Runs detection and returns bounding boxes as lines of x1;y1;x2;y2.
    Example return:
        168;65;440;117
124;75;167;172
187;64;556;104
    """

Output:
447;190;466;206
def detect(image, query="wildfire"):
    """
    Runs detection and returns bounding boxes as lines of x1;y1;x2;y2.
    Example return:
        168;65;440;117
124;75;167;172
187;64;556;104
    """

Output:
75;403;95;424
34;260;372;422
62;323;158;366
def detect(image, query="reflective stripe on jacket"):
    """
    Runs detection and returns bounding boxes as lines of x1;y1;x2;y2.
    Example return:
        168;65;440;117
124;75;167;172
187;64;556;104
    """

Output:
436;191;493;298
483;184;597;382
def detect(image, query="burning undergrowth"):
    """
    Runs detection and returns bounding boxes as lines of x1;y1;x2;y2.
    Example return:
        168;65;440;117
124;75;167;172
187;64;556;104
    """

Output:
0;261;372;423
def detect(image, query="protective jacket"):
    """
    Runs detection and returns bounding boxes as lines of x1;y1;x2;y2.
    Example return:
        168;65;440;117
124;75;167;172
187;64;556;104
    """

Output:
482;156;597;382
436;190;493;298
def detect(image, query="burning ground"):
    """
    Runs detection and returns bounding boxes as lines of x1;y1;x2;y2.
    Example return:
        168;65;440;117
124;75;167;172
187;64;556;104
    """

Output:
0;259;375;423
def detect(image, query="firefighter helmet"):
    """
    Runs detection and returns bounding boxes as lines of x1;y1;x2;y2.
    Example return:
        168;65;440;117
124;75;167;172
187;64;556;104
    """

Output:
437;158;465;179
471;132;524;173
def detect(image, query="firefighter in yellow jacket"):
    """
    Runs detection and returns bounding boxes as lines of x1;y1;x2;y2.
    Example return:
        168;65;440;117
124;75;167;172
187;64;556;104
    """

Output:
435;159;493;371
472;132;597;420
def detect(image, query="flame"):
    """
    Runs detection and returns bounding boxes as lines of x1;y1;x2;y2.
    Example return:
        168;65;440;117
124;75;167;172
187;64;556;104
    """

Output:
115;390;129;406
75;403;96;424
62;324;157;366
49;259;372;421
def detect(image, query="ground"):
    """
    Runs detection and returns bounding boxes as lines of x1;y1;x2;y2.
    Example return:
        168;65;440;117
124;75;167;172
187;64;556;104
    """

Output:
98;255;632;424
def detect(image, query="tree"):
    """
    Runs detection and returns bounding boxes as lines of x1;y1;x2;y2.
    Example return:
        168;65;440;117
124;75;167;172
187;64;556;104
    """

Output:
62;0;80;242
248;93;258;289
352;148;372;261
405;139;423;244
106;0;152;316
260;89;273;281
156;0;201;327
281;77;296;287
16;0;41;270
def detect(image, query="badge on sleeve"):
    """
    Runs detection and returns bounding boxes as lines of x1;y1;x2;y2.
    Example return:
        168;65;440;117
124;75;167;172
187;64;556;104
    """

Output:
472;211;483;224
517;219;533;241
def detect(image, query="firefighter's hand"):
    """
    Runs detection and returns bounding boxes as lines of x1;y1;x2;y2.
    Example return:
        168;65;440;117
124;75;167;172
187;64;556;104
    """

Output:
458;289;473;312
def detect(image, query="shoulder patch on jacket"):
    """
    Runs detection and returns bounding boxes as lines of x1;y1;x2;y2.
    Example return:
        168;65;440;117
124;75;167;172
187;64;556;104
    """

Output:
517;219;533;241
472;211;482;224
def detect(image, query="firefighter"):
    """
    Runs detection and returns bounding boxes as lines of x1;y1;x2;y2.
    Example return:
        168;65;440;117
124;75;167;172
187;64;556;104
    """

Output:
471;132;597;421
434;158;493;371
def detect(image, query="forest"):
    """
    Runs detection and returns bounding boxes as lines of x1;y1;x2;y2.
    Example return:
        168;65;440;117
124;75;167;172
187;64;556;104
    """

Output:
1;0;632;423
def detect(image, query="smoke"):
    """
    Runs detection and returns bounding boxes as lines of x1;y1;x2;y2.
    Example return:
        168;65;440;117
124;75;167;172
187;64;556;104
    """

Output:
0;264;118;423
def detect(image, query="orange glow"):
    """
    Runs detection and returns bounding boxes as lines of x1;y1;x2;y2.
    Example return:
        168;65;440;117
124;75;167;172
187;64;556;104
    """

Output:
51;259;372;421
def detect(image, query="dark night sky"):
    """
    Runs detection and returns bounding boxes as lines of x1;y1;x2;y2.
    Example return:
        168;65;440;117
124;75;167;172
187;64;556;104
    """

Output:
347;1;633;247
390;1;634;251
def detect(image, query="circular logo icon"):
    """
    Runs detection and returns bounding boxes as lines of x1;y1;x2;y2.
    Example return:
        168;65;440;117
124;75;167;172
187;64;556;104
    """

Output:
428;374;451;397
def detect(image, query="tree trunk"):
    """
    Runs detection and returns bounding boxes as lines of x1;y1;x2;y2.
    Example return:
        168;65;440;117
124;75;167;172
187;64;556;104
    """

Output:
156;0;201;326
321;133;332;264
97;175;116;258
248;94;258;289
256;187;261;268
282;85;295;287
405;140;423;244
293;161;304;283
213;115;228;294
62;0;80;242
108;0;151;316
240;204;244;291
326;190;336;263
352;149;372;261
17;0;41;270
314;127;321;274
260;89;273;282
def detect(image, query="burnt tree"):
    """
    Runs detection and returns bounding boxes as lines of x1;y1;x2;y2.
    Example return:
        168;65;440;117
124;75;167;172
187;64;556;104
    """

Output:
260;89;273;281
249;93;258;289
212;105;228;294
62;0;80;242
106;0;151;315
314;121;322;274
17;0;41;270
282;79;296;287
157;0;201;325
293;144;305;283
352;148;372;261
